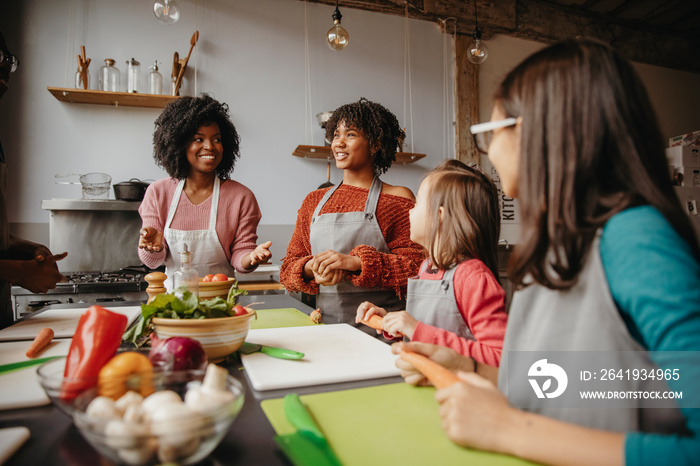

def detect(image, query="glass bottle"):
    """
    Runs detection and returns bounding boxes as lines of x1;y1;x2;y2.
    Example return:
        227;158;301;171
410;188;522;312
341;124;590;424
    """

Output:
173;244;199;298
148;60;162;95
75;66;89;90
125;58;140;93
99;58;120;92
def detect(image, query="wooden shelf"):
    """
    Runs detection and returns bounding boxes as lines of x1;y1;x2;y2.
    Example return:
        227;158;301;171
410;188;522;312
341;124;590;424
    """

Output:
47;87;178;109
292;145;425;164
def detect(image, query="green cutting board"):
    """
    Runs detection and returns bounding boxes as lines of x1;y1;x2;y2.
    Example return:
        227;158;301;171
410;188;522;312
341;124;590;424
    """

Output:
261;382;535;466
250;308;318;330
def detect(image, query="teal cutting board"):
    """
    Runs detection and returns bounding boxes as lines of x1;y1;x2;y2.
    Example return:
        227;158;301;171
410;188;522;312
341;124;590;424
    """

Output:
249;308;318;330
261;382;536;466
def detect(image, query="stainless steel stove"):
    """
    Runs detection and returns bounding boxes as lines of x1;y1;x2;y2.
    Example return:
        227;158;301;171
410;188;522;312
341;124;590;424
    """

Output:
10;267;152;320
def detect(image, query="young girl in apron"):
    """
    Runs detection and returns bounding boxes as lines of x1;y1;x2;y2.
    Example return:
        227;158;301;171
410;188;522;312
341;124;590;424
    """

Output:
357;161;507;366
138;94;272;289
280;99;426;332
392;39;699;465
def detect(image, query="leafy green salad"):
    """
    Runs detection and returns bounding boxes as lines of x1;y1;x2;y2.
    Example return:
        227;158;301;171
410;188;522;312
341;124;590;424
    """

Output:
123;284;248;345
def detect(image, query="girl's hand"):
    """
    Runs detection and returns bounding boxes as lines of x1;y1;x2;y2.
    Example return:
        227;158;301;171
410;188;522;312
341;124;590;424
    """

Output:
139;227;164;253
248;241;272;267
310;250;361;277
313;268;343;287
355;301;387;324
383;311;418;339
391;341;474;386
435;372;514;454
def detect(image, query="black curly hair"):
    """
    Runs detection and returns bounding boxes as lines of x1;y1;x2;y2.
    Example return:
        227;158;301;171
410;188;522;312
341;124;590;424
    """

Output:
152;93;241;180
324;98;405;176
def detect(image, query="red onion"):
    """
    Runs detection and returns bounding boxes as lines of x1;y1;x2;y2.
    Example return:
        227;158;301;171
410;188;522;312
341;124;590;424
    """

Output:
148;335;208;371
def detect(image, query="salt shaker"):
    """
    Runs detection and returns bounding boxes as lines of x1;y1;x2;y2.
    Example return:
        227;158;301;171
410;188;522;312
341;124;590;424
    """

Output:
126;58;140;93
99;59;120;92
148;60;162;95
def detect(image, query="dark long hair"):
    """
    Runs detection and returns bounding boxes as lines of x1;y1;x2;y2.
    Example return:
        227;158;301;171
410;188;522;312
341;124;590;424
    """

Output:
423;162;501;282
152;93;241;180
325;98;405;176
498;39;700;289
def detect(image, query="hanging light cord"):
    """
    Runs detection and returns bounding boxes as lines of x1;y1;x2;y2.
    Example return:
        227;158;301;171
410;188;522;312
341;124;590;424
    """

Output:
441;18;456;160
403;1;414;153
304;0;314;145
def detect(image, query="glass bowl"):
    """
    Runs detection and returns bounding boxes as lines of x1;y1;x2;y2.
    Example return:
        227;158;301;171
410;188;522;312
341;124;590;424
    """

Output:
71;369;244;465
36;356;95;417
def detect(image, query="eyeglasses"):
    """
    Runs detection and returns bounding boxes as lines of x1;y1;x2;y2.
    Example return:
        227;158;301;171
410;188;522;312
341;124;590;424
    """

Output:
470;118;518;155
0;50;20;73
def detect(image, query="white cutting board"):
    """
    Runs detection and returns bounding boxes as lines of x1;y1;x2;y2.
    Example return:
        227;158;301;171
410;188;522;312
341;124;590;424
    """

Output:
0;339;72;411
241;324;401;391
0;306;141;341
0;427;30;465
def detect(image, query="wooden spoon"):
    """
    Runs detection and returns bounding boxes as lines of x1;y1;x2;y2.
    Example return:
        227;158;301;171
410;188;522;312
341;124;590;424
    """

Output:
173;30;199;96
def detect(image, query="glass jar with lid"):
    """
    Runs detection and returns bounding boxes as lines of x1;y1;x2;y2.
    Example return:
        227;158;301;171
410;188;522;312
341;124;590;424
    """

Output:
126;58;140;93
99;59;120;92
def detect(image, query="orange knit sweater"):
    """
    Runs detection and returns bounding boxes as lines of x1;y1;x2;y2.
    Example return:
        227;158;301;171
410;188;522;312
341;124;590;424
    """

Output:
280;184;426;297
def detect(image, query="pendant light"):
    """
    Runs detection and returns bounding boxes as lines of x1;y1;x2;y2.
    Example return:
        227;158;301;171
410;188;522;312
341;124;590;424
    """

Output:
467;1;488;64
326;0;349;51
153;0;180;25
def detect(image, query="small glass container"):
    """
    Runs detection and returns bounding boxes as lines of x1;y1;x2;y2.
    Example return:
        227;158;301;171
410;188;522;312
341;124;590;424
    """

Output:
125;58;140;93
99;59;120;92
148;60;162;95
173;244;199;298
75;66;89;90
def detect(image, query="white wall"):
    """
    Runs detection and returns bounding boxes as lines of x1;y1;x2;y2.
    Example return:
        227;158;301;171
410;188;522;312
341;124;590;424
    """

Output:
0;0;454;262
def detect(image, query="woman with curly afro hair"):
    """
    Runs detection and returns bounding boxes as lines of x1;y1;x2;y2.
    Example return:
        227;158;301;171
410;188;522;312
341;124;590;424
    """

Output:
280;98;425;333
138;94;271;290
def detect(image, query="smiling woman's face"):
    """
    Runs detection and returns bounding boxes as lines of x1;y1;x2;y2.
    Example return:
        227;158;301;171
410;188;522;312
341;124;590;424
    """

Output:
487;105;521;198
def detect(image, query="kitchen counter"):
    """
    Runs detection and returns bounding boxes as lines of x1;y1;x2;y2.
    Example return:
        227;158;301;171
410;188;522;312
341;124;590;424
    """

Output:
0;295;401;466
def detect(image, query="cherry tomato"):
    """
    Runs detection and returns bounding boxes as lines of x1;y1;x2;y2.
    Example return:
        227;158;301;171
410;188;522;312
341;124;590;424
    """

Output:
202;274;215;282
212;273;229;282
233;305;248;316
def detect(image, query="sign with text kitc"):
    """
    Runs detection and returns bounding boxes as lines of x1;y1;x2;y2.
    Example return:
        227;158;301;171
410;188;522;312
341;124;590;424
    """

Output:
489;165;520;224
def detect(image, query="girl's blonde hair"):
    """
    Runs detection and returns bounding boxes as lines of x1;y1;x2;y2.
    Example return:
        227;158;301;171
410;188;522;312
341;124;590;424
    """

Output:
423;161;501;281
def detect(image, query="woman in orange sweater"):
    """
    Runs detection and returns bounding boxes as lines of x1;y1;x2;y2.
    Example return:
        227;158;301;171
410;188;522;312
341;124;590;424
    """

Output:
280;98;425;331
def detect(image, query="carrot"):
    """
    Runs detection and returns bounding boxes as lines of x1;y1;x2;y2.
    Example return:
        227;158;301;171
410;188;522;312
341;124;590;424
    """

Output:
26;327;54;358
360;314;384;330
400;350;460;389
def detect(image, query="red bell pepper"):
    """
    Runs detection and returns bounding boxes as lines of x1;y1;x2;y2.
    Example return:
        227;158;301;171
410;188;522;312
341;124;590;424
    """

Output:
60;305;128;401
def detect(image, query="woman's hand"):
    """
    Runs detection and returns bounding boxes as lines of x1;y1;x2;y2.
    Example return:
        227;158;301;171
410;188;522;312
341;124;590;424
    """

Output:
139;227;164;253
15;255;67;293
391;341;474;386
383;310;418;339
310;250;361;278
313;268;343;286
244;241;272;270
435;372;514;454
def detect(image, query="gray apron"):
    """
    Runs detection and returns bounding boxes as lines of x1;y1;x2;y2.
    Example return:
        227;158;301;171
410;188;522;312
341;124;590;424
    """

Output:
498;235;686;434
406;260;475;341
0;158;12;328
309;177;405;331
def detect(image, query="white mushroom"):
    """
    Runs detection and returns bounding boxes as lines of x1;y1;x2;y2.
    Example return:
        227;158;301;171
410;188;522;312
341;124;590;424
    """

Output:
115;390;144;416
85;396;120;421
184;364;236;413
117;439;157;465
140;390;182;422
104;419;149;450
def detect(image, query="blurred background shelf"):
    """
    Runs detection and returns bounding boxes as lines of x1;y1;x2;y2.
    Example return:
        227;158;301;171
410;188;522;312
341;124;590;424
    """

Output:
47;87;178;108
292;145;425;164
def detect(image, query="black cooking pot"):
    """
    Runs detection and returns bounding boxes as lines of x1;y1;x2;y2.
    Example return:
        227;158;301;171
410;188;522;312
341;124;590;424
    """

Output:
113;178;150;201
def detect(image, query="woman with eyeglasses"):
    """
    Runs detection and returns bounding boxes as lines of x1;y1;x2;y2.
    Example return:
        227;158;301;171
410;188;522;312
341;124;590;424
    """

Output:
393;39;700;465
0;31;67;328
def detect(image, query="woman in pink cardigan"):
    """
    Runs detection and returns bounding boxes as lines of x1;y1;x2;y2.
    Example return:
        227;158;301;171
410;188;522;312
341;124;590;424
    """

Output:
137;94;271;290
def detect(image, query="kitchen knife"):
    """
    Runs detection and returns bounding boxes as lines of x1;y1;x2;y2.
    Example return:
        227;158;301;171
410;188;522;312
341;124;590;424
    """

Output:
0;356;60;375
274;393;342;466
239;342;304;360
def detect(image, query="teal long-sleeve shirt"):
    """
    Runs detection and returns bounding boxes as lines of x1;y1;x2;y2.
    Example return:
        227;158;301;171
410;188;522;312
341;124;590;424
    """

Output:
600;205;700;465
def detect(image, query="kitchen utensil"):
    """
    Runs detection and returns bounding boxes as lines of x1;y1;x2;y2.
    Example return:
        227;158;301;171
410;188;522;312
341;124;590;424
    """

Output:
240;324;401;391
318;160;334;189
0;356;60;375
113;178;150;201
55;172;112;200
274;393;341;466
75;45;90;90
173;30;199;96
239;342;304;360
250;308;318;329
262;383;534;466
